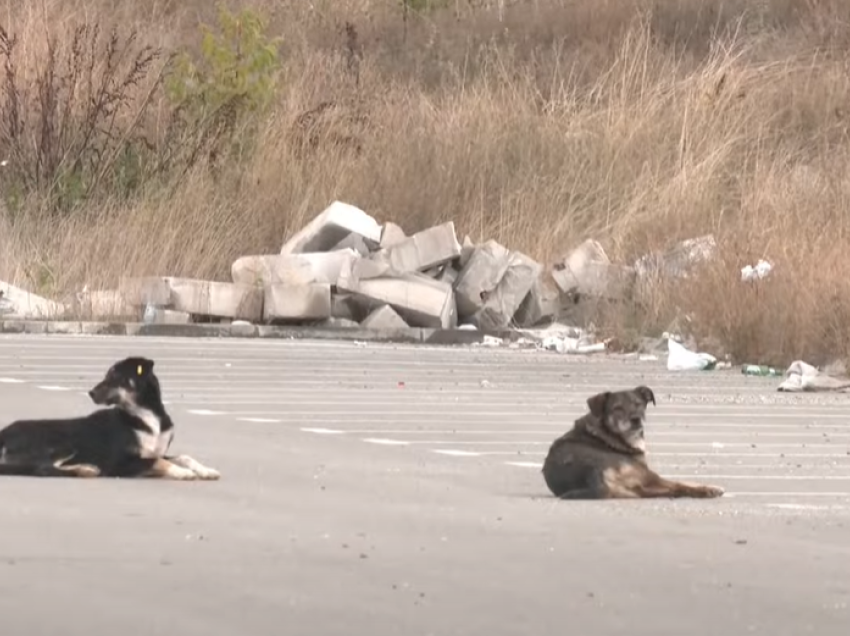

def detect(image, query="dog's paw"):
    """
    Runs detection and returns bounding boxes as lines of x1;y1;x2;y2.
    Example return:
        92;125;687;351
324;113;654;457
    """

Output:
73;464;101;478
165;464;200;481
193;465;221;481
702;484;725;498
170;454;220;480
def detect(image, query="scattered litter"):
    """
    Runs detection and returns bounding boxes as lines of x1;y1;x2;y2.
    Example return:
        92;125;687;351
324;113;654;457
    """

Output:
481;335;503;347
633;234;717;280
778;360;850;393
480;379;493;388
666;338;717;371
639;354;659;362
742;364;782;377
457;324;478;331
741;259;773;282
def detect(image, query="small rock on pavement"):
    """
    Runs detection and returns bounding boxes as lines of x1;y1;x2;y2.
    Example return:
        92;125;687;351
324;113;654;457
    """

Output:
264;283;332;322
280;201;381;255
361;304;409;331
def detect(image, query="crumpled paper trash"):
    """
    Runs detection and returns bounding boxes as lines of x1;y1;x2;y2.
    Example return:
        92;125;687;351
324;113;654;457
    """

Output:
777;360;850;392
741;259;773;282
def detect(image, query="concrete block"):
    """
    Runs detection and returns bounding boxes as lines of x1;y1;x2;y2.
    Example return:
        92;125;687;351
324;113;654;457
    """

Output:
453;240;511;318
338;259;455;329
552;239;634;299
473;251;542;331
332;233;371;256
149;308;192;325
383;222;461;274
232;250;358;288
361;304;408;330
380;222;407;249
168;278;263;321
280;201;381;255
263;283;331;322
0;281;66;319
459;235;475;268
513;272;560;327
331;293;361;321
118;276;172;307
86;290;136;318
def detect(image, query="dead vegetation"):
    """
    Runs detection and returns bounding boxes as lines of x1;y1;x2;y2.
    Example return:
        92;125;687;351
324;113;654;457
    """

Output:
1;0;850;365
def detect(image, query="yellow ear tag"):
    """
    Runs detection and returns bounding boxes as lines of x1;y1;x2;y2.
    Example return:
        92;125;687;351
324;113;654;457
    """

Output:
137;365;143;376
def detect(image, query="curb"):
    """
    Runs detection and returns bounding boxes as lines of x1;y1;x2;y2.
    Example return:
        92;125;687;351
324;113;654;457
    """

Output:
0;320;495;346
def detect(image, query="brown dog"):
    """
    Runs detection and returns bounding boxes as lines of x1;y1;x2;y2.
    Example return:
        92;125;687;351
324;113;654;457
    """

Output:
541;386;724;500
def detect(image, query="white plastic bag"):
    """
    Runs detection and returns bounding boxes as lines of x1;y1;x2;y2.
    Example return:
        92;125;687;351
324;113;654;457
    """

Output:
667;338;717;371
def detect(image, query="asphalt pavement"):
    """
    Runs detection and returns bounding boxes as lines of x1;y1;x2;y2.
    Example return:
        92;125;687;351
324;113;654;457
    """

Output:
0;334;848;636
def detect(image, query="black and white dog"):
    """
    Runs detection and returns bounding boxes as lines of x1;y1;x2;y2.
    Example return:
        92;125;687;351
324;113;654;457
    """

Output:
0;356;220;480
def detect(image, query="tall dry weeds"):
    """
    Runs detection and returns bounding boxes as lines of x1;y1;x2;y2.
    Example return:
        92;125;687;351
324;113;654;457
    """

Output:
1;0;850;365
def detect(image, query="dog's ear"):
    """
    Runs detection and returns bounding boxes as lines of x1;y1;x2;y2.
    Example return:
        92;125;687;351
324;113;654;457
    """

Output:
634;385;656;406
586;391;610;417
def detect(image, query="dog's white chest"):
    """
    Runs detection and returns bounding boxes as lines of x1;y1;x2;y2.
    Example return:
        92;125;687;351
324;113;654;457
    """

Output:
129;406;171;458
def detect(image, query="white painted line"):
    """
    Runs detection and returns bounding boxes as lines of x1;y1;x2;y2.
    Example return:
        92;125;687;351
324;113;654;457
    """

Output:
186;409;226;416
355;441;845;449
0;377;24;383
663;475;850;480
362;438;410;446
238;417;281;423
432;449;482;457
301;427;345;435
37;385;71;391
505;461;542;468
725;492;850;497
430;450;850;459
764;503;848;510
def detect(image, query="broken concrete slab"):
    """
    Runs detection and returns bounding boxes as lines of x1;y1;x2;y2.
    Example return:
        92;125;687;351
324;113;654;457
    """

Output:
338;259;456;328
552;239;634;300
231;250;358;287
263;283;331;322
380;222;407;249
383;222;461;274
633;234;717;280
147;308;192;325
0;281;65;319
332;233;371;256
168;279;263;322
86;290;136;319
280;201;381;255
361;304;408;331
454;240;511;318
118;276;172;307
473;251;542;331
459;235;475;268
513;271;560;328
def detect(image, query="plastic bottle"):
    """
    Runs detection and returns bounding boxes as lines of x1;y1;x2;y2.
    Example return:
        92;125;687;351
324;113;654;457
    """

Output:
741;364;782;377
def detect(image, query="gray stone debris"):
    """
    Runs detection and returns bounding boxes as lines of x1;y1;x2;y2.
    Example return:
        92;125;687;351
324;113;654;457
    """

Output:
633;234;716;280
231;250;357;287
552;239;633;300
383;222;461;275
0;281;66;319
264;283;332;322
280;201;381;255
361;304;408;330
380;222;407;249
454;240;511;318
473;251;542;331
169;278;263;322
513;271;560;328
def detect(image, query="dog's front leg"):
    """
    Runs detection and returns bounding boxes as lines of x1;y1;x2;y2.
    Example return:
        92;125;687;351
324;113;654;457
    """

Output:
142;457;202;481
637;474;725;499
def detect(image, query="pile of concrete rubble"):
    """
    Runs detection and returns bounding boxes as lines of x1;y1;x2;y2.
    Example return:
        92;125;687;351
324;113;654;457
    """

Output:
0;201;716;336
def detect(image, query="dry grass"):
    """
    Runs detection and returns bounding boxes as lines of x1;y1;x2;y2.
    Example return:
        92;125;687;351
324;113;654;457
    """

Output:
2;0;850;365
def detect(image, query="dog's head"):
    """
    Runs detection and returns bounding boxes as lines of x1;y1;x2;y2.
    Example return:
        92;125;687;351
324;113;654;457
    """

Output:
88;357;160;410
585;385;656;451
